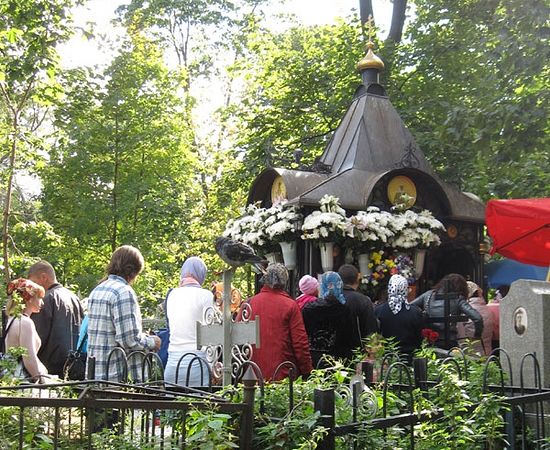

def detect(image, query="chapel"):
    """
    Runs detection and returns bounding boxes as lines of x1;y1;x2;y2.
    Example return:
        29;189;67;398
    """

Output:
247;37;486;294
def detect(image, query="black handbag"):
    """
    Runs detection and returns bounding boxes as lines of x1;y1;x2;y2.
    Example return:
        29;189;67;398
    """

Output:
63;332;87;381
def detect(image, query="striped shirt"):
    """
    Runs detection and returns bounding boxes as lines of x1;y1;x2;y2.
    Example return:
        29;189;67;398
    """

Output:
87;275;155;382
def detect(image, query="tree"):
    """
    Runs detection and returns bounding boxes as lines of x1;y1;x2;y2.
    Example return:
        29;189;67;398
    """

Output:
224;1;549;201
0;0;77;285
223;18;364;184
40;31;199;302
117;0;264;89
391;0;549;197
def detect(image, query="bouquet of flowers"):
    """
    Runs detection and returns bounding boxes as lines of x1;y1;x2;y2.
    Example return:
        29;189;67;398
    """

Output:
264;201;303;243
421;328;439;344
301;195;352;242
364;250;397;286
222;203;275;252
389;209;445;249
348;207;395;252
393;253;416;285
359;250;417;299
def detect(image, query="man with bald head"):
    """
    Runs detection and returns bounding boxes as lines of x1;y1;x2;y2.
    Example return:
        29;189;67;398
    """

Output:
28;260;84;377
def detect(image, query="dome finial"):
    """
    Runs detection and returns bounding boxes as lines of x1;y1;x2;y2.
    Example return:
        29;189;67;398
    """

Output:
357;15;385;72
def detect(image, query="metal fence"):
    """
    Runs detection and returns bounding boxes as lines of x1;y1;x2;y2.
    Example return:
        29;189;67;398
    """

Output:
0;351;257;449
2;347;550;449
247;348;550;450
317;349;550;450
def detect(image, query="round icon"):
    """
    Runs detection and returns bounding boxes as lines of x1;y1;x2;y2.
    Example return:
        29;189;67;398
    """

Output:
387;175;417;209
271;176;287;203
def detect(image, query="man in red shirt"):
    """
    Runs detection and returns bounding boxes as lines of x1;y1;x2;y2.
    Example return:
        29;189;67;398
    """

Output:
246;263;312;381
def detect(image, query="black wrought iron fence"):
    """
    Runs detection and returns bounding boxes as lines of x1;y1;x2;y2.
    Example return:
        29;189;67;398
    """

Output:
0;375;256;449
2;346;550;449
243;347;550;450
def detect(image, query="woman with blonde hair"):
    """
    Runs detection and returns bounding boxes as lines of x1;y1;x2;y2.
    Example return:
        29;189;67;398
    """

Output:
5;278;48;381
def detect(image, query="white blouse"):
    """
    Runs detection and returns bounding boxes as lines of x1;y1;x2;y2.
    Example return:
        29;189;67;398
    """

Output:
166;286;214;352
6;315;48;378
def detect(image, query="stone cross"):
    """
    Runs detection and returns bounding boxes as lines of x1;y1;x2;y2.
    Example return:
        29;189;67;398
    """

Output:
196;268;260;385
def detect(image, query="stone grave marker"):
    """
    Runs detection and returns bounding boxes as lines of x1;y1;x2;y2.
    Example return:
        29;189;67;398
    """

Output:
501;279;550;387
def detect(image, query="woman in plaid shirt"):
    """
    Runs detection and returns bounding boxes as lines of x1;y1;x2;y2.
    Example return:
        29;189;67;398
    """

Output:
87;245;161;382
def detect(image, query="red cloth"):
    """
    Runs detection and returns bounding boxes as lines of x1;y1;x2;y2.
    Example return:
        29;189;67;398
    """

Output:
486;198;550;266
296;293;317;310
245;286;313;381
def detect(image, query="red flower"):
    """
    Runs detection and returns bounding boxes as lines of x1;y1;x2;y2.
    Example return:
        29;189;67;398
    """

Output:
421;328;439;344
6;278;44;302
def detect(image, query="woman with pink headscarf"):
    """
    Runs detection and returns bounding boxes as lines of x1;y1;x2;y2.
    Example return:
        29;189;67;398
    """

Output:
296;275;319;309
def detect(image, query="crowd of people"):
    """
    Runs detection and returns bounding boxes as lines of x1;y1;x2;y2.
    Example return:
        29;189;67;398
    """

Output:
2;244;503;385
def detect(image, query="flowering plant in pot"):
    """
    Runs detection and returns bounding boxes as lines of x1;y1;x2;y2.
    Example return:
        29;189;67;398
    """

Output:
264;201;303;244
348;207;395;252
301;195;351;242
347;206;395;271
264;201;303;269
389;208;445;278
222;203;279;254
388;209;445;250
301;195;352;271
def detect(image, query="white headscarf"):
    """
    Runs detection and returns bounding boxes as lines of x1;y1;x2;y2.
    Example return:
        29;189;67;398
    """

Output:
387;274;410;315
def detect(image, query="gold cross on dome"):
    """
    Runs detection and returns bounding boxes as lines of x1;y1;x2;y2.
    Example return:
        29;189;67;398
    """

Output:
365;14;376;44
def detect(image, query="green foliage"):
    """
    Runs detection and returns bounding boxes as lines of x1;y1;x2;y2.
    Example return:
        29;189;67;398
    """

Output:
184;404;239;449
0;0;77;283
224;17;364;184
391;0;550;198
225;2;548;201
39;32;199;301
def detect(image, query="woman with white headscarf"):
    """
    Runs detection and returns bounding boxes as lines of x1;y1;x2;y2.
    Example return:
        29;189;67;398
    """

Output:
375;274;424;360
164;257;214;386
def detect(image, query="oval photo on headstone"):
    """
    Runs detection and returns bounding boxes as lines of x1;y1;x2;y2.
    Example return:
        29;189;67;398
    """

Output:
513;307;528;335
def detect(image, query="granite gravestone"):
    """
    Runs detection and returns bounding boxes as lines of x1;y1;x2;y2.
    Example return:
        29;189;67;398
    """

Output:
501;280;550;387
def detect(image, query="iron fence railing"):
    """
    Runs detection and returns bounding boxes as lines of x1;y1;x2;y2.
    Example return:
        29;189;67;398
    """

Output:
1;346;549;449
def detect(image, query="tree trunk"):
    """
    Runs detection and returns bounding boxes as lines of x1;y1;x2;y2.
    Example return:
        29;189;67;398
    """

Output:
387;0;407;43
359;0;374;26
111;112;120;252
2;113;18;285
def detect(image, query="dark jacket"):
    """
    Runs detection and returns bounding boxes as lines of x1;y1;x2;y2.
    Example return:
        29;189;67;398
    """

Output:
302;295;355;368
375;303;424;357
32;283;84;377
411;289;483;349
342;287;379;348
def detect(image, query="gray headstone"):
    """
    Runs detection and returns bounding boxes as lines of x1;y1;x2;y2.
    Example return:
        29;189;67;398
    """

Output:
501;280;550;388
